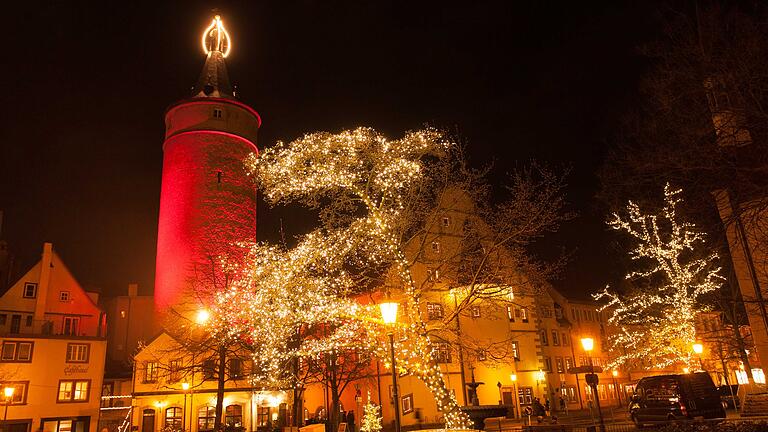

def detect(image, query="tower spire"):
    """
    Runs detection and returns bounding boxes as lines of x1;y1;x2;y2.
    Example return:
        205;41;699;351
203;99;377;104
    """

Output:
193;15;234;99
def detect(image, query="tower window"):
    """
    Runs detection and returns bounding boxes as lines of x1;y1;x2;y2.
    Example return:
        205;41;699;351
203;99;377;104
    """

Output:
212;108;224;119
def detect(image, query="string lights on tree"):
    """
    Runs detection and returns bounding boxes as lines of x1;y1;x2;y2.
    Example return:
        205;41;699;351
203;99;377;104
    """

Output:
594;184;723;370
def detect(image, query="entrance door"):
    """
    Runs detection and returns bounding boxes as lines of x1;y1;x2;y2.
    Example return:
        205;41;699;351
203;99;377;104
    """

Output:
502;387;516;417
142;409;156;432
10;315;20;334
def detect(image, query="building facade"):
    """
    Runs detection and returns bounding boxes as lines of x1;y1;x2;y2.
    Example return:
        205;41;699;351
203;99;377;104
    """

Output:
0;243;107;432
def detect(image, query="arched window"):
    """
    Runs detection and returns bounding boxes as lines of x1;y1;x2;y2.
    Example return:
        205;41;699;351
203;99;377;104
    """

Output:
165;407;182;428
225;404;243;427
198;406;216;432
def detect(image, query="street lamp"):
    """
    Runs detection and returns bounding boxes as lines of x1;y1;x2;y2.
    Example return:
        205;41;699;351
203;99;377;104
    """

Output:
3;386;14;432
581;338;605;432
510;374;520;419
611;370;622;407
195;309;210;325
181;382;190;432
380;300;401;432
693;343;705;371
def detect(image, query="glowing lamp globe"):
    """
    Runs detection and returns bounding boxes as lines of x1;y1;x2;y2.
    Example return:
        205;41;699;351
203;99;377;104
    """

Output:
380;301;399;325
537;369;546;381
510;373;517;382
693;343;704;354
3;387;13;398
195;309;210;325
581;337;594;352
612;370;618;377
182;382;190;391
683;367;690;374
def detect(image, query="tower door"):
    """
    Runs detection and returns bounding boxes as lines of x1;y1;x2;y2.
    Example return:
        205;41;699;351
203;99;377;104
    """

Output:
142;409;156;432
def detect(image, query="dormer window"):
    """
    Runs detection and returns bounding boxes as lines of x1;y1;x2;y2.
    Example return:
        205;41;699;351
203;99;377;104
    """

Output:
212;108;224;119
59;291;70;302
431;241;441;253
22;283;37;299
442;216;451;227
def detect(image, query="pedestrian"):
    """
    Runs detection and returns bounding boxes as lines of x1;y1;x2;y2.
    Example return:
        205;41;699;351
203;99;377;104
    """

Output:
559;396;566;412
545;398;551;415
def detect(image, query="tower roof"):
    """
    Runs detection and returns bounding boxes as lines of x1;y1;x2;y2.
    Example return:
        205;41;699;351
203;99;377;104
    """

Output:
192;15;235;99
192;50;234;99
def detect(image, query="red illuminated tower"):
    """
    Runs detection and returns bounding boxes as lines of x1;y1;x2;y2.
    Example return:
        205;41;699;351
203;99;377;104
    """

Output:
155;16;260;311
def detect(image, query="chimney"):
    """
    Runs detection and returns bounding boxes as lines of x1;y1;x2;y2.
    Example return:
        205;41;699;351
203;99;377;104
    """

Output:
34;243;54;331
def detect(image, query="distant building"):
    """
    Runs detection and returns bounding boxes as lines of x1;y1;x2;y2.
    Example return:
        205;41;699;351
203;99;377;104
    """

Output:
0;242;107;432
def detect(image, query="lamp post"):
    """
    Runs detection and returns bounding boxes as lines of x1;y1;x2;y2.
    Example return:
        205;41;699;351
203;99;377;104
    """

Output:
611;370;621;407
380;300;401;432
181;382;190;432
581;338;605;432
693;343;705;371
510;374;519;419
3;386;14;432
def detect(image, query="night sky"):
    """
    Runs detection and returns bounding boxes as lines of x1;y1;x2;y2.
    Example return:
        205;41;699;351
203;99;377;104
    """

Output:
0;1;663;298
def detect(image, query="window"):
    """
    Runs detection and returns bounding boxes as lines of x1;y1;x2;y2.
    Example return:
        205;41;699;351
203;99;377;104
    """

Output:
25;316;32;327
541;307;553;318
0;315;6;325
57;379;89;402
203;359;216;380
144;361;158;383
229;358;243;379
62;316;80;336
212;108;224;119
169;360;182;382
521;308;529;323
441;216;451;227
66;343;89;363
511;341;520;360
471;306;481;318
544;357;552;372
518;387;533;405
165;407;182;427
225;405;243;427
562;333;569;346
540;330;548;346
0;341;33;362
426;302;444;320
59;291;70;302
198;406;216;432
506;306;514;322
552;331;560;346
565;357;574;371
427;268;441;282
555;357;564;373
0;382;27;405
401;394;414;414
22;283;37;299
431;241;441;253
434;342;452;363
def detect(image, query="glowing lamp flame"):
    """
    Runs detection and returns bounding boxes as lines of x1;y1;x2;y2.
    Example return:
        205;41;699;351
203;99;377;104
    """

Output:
202;15;232;58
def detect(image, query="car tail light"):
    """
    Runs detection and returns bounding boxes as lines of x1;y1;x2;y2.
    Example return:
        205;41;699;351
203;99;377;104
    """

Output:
680;402;688;416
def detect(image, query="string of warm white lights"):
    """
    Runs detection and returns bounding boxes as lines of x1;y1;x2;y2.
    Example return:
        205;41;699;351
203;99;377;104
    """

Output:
594;184;722;370
222;127;472;428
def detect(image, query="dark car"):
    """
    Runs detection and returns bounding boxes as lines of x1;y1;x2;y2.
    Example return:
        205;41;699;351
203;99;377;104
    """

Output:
718;384;740;409
629;372;726;428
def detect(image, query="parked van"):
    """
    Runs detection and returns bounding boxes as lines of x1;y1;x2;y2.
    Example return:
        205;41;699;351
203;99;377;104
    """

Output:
629;372;726;427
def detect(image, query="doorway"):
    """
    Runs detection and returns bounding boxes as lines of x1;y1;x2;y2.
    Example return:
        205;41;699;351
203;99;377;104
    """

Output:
142;409;156;432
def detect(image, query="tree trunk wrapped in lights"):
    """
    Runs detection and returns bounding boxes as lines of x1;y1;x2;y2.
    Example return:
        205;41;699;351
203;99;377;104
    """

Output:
594;184;724;370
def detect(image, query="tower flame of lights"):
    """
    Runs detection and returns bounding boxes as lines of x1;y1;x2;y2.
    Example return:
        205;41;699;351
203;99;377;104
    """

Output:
202;15;231;57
